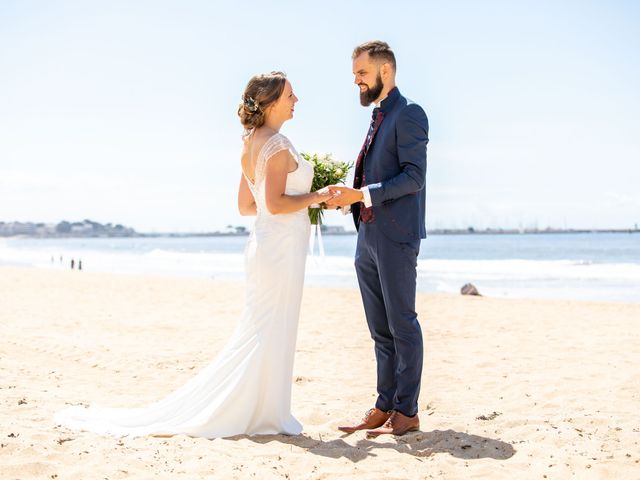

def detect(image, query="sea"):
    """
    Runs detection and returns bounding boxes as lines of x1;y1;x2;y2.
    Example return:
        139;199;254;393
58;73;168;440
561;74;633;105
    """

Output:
1;232;639;303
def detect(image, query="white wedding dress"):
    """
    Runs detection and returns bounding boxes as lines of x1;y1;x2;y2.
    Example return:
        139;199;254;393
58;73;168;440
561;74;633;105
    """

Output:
54;133;313;438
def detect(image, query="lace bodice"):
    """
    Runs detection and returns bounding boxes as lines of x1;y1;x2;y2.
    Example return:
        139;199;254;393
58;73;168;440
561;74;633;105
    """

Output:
244;133;314;218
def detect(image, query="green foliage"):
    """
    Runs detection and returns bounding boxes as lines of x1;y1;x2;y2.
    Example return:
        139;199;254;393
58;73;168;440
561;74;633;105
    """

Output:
301;152;353;225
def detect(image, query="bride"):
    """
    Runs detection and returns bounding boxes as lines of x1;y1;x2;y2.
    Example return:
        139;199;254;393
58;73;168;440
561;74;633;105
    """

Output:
54;71;334;438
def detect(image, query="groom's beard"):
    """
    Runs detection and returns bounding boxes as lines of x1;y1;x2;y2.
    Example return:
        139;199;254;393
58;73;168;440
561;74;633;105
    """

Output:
359;73;384;106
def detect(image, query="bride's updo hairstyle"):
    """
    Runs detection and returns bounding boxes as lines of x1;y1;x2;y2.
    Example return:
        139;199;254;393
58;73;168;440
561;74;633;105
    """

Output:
238;71;287;135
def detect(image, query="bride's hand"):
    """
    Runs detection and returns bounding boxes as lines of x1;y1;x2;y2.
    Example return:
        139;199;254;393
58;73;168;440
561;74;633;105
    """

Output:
313;187;337;205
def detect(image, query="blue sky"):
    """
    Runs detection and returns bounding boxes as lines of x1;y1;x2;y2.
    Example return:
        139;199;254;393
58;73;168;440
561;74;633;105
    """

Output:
1;0;639;232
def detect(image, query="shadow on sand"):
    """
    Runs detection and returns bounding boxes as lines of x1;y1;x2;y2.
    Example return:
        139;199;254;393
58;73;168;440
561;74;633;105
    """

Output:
232;429;516;463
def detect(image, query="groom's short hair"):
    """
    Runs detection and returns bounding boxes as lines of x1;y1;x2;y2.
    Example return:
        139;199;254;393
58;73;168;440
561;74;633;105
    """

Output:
352;41;396;71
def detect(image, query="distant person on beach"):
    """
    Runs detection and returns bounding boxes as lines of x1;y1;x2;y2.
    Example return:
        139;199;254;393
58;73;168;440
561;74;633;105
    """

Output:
78;260;82;271
70;258;75;269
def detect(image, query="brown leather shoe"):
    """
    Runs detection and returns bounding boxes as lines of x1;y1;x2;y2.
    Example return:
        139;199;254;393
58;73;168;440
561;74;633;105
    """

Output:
338;407;392;433
366;410;420;437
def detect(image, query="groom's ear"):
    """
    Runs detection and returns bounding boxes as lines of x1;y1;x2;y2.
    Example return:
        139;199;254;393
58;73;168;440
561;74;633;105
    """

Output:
381;62;393;80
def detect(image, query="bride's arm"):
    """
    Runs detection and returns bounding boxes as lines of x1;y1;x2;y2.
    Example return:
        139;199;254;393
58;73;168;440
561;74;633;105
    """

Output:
237;174;257;216
264;150;334;215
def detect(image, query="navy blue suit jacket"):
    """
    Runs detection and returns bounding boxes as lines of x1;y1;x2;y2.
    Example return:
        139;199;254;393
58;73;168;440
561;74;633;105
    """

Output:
352;87;429;243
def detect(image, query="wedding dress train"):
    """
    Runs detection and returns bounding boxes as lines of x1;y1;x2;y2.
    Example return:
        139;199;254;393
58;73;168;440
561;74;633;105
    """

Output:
54;133;313;438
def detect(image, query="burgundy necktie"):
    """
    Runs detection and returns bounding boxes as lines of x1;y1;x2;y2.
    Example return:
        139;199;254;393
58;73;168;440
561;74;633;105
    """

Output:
353;108;384;224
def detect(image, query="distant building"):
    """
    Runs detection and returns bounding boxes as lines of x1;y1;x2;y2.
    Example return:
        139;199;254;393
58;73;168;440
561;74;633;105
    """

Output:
10;223;37;235
219;225;249;236
0;219;136;237
70;224;93;235
320;225;348;234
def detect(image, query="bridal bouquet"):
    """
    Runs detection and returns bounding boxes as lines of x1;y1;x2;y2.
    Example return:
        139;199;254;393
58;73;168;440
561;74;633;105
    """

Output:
301;152;353;225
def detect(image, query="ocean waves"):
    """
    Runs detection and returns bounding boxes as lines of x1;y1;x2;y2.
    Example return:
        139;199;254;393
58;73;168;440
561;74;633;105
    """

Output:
1;236;638;303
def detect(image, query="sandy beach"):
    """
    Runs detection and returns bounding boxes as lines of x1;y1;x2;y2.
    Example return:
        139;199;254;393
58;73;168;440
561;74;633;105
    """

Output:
1;265;639;479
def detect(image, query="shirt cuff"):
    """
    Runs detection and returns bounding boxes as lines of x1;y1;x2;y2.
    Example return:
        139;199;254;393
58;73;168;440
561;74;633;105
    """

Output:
361;186;372;208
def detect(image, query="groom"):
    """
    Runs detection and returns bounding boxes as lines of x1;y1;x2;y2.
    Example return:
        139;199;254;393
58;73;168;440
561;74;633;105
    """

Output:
326;41;428;437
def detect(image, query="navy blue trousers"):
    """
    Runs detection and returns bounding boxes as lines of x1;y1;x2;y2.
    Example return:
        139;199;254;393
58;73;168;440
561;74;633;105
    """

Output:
355;222;423;417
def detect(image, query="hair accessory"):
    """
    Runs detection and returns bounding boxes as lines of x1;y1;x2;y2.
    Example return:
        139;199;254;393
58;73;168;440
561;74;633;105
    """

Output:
242;96;260;113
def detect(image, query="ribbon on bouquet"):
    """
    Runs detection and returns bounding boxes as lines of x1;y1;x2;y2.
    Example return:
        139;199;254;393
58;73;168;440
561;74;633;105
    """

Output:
308;206;325;259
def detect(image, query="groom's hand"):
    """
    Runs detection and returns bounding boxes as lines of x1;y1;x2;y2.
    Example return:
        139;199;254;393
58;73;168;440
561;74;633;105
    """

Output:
325;186;364;208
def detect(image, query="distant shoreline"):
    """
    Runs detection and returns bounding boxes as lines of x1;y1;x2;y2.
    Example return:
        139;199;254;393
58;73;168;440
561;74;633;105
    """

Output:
142;228;640;237
3;218;639;239
2;228;639;239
